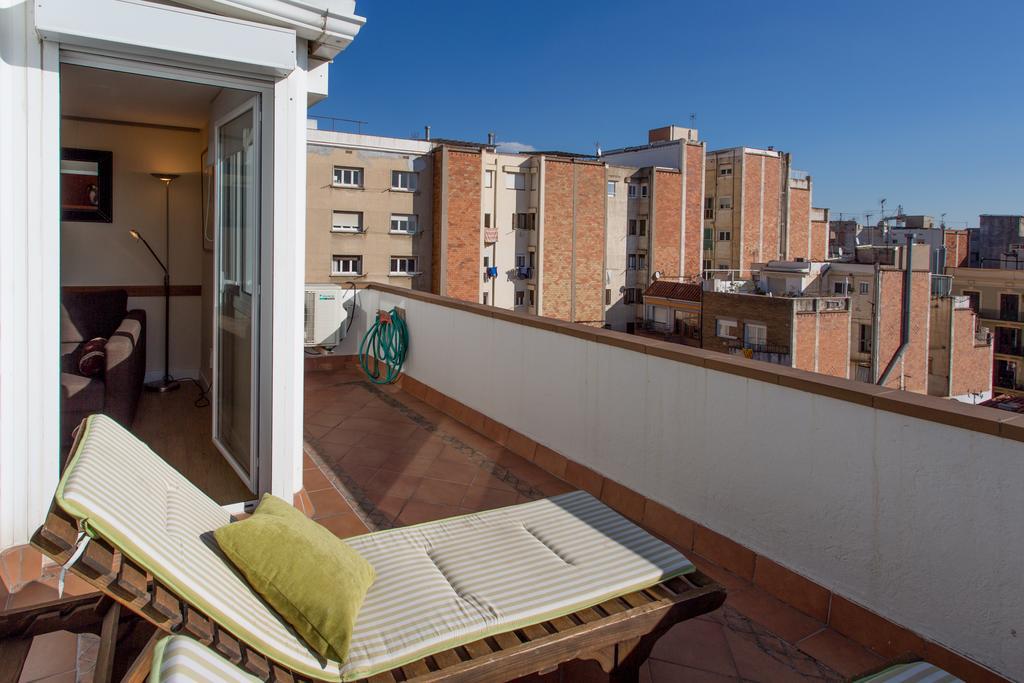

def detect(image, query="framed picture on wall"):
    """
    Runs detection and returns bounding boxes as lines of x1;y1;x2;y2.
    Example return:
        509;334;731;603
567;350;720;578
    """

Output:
60;148;113;222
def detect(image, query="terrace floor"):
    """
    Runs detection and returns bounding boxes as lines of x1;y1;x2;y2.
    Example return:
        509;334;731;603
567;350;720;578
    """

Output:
303;365;889;682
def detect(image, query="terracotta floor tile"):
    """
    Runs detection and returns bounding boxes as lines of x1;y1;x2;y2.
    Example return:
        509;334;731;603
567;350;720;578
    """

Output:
363;471;423;499
424;459;479;485
18;630;78;682
341;445;395;468
302;467;333;493
357;432;428;455
372;495;409;522
308;488;357;520
6;580;58;609
304;422;332;439
320;426;369;447
378;453;438;477
317;513;370;539
726;585;826;644
460;484;519;511
649;617;737;676
796;628;884;679
722;621;825;682
306;411;345;429
314;440;353;464
647;659;738;682
397;500;462;526
412;477;466;507
302;452;316;469
471;470;519;493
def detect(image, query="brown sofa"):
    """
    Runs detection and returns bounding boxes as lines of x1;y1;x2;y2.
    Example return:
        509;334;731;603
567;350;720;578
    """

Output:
60;290;146;453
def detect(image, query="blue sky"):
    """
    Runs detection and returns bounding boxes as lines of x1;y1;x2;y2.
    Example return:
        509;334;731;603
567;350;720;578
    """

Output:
312;1;1024;227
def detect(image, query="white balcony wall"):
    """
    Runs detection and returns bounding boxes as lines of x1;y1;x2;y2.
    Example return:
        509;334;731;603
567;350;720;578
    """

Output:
334;289;1024;679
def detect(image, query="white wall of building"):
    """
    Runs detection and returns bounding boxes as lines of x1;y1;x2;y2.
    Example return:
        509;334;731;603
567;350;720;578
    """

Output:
336;289;1023;679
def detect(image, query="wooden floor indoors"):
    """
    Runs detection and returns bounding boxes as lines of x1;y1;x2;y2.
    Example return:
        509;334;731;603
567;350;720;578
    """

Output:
130;383;251;505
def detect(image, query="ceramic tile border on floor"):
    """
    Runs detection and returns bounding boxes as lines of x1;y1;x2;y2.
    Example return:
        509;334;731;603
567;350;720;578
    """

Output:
304;357;1007;683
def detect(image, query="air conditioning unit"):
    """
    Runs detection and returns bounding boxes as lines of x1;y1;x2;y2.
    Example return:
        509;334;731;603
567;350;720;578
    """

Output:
304;284;349;349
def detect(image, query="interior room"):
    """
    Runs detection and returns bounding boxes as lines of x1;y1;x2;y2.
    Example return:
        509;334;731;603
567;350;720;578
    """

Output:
58;63;251;504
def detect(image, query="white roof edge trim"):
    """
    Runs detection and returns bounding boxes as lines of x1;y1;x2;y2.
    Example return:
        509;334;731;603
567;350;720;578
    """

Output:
178;0;365;60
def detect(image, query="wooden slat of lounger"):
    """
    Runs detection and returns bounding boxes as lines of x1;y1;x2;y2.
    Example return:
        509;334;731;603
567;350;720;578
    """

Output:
597;598;628;615
575;607;603;624
491;631;521;652
400;658;431;678
430;648;461;670
364;672;397;683
547;616;576;633
521;623;549;642
644;583;676;601
144;582;182;628
462;638;492;660
620;591;651;609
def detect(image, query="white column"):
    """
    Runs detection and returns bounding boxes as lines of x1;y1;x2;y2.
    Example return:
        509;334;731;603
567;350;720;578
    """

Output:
0;4;62;549
270;38;309;502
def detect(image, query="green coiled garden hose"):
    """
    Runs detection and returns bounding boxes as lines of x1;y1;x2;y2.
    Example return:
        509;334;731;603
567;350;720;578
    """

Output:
358;308;408;384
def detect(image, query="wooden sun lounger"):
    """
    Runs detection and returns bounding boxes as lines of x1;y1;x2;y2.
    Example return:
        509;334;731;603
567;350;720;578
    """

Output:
30;504;725;682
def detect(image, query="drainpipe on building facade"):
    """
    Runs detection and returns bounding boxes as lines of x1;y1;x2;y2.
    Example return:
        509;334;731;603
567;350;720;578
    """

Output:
877;233;916;387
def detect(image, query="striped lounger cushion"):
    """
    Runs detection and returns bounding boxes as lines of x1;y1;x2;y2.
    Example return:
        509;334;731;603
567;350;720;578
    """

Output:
153;636;259;682
57;415;694;681
857;662;963;683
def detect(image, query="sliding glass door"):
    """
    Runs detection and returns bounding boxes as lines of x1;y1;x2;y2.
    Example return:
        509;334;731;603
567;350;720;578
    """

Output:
213;99;260;490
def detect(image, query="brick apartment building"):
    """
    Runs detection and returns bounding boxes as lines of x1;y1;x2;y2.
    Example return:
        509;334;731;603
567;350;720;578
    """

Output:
948;266;1024;397
700;147;827;277
698;244;992;401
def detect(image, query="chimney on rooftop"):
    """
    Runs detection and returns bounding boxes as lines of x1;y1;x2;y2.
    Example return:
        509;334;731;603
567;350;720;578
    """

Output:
487;132;496;146
424;125;431;141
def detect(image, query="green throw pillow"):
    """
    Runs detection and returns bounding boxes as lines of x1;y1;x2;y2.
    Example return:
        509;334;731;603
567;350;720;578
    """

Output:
214;494;375;663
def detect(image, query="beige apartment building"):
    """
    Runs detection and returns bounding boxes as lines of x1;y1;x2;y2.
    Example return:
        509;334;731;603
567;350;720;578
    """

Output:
306;127;433;288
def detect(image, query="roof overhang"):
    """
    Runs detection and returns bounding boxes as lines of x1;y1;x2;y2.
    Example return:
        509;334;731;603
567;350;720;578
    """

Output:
178;0;365;60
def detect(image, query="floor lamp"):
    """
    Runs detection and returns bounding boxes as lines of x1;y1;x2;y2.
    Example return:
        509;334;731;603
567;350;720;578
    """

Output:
129;172;180;392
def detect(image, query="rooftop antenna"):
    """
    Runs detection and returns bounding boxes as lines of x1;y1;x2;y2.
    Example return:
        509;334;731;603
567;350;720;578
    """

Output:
595;141;602;157
689;112;697;128
940;212;947;229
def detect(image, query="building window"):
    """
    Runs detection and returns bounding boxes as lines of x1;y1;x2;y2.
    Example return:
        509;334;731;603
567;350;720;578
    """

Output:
628;219;637;236
391;170;418;191
331;255;361;276
834;281;850;295
716;318;738;339
607;181;616;197
638;253;647;270
482;292;489;305
638;217;647;236
703;259;712;271
605;288;611;305
1000;293;1020;322
528;250;536;268
484;213;491;228
332;211;362;233
528;288;536;307
505;172;526;190
718;230;731;241
964;290;980;312
513;212;536;230
859;281;869;295
332;166;362;188
624;288;636;304
628;254;637;270
719;166;733;176
484;170;494;188
859;324;873;353
515;290;525;306
717;263;729;271
389;256;417;275
744;323;767;346
628;183;637;199
516;254;526;268
389;214;417;234
704;197;714;220
639;183;649;198
718;196;732;210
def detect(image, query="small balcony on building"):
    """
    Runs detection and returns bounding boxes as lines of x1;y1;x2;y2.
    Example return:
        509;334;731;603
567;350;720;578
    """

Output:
722;339;792;365
297;283;1022;682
